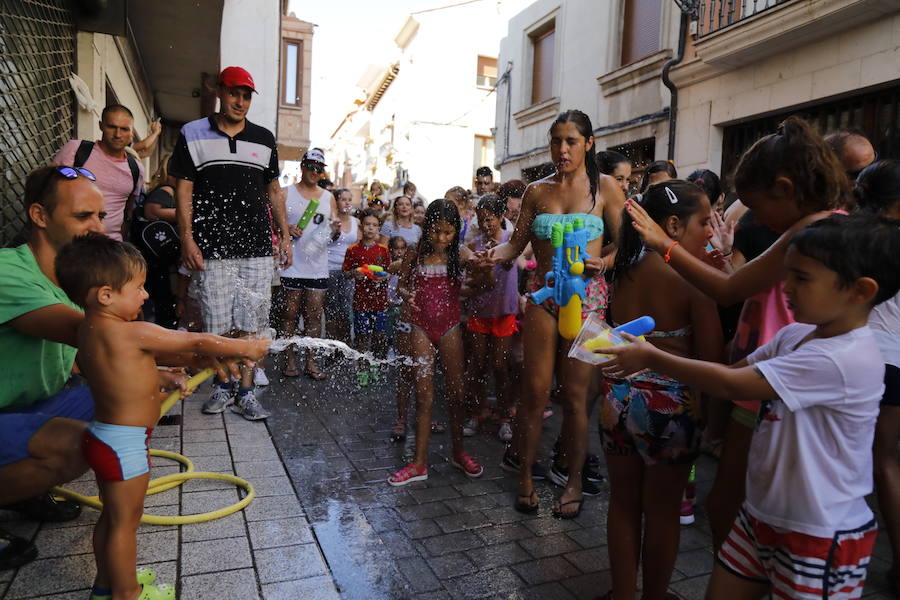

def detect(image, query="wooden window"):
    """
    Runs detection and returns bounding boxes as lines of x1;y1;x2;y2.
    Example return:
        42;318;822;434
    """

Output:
282;40;302;106
621;0;661;66
530;23;555;105
476;56;498;88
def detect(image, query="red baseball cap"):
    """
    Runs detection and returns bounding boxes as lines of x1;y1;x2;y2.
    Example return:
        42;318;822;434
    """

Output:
218;66;257;93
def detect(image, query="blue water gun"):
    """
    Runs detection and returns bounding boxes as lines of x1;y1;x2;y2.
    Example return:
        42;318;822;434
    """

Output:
531;218;590;339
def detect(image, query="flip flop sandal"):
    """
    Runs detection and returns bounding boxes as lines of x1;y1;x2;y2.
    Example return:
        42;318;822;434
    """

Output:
514;490;539;514
430;421;446;434
552;497;583;520
282;366;300;378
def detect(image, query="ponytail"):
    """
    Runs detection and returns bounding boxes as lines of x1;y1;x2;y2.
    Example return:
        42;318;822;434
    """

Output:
734;115;848;211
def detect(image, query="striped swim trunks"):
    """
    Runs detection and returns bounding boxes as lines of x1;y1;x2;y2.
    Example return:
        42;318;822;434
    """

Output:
718;504;877;599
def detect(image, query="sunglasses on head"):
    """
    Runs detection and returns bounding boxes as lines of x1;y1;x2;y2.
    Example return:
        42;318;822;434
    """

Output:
56;166;96;181
303;163;324;173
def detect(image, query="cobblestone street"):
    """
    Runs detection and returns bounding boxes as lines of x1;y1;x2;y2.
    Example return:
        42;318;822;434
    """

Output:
1;359;897;599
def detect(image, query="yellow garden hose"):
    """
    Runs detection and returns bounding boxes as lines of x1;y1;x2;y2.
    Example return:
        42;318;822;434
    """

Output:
53;368;257;525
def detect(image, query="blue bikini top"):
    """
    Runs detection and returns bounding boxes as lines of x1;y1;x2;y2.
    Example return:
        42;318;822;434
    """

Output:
532;213;604;242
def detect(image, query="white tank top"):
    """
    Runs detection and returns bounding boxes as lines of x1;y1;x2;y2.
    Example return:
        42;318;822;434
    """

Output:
280;186;332;279
327;218;358;271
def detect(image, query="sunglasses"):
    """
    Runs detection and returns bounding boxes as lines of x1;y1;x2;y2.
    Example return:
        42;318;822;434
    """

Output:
303;163;325;173
56;166;96;181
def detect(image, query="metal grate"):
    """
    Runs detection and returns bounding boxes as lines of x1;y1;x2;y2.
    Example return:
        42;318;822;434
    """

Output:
0;0;74;246
721;82;900;180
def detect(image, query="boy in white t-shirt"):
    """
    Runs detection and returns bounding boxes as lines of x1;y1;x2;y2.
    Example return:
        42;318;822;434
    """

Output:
596;214;900;599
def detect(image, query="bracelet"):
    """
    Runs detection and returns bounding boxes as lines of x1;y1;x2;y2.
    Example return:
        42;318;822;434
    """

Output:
722;250;733;258
663;241;679;263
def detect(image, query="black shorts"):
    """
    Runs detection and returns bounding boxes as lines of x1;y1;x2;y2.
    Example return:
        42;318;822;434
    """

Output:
883;364;900;407
281;277;329;291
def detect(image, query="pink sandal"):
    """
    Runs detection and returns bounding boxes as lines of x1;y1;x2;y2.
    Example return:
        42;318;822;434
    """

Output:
388;463;428;486
451;451;484;478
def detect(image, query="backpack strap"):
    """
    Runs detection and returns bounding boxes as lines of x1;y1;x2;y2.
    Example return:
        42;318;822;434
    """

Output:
73;140;94;168
125;153;140;197
73;140;141;196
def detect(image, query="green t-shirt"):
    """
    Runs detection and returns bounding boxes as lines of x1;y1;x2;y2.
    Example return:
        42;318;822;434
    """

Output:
0;244;80;410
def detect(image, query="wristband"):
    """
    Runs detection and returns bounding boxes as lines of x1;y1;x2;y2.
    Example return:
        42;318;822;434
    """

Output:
663;241;679;263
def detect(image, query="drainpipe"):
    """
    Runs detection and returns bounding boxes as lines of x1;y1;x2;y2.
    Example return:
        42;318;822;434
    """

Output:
661;8;691;161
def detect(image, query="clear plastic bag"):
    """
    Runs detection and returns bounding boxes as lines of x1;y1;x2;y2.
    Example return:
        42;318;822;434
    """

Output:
567;312;630;366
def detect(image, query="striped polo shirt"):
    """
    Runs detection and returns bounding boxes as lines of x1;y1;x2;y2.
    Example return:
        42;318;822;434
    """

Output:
169;116;279;259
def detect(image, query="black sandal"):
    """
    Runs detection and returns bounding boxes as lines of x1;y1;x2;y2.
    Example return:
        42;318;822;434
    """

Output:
551;497;583;520
514;490;539;514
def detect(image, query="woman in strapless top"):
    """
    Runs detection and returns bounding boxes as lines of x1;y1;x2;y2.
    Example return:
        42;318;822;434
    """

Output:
489;109;626;518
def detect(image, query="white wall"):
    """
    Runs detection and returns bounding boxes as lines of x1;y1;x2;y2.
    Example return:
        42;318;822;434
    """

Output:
220;0;280;133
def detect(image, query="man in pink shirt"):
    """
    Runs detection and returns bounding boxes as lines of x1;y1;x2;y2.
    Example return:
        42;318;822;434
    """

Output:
52;104;145;241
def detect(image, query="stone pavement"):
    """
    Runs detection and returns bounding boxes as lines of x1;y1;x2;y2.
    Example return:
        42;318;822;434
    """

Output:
0;359;897;599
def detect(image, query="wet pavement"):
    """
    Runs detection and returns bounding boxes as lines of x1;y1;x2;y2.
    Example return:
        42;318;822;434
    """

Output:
1;353;897;599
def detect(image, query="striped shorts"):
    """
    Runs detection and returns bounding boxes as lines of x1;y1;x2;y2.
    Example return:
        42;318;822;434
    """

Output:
190;256;272;335
718;504;877;599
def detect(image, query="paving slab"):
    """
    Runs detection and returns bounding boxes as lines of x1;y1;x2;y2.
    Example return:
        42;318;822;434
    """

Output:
1;362;897;600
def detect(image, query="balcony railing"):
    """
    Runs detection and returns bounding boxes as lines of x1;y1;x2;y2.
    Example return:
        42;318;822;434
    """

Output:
696;0;792;37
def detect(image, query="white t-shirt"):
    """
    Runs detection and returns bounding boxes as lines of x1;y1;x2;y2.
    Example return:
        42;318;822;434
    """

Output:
746;323;884;538
281;186;332;280
869;291;900;367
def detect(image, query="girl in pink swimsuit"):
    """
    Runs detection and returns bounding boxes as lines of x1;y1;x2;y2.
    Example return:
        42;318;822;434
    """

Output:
388;199;491;486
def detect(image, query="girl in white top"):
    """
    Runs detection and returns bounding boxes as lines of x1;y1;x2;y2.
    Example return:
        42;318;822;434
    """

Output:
855;159;900;591
325;188;360;345
279;154;337;380
378;195;421;246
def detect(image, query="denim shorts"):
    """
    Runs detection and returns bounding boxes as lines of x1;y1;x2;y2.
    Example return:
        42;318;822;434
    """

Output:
355;310;387;335
0;385;94;467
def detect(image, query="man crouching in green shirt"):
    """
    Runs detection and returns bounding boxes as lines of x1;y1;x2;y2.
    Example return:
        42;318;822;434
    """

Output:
0;166;235;569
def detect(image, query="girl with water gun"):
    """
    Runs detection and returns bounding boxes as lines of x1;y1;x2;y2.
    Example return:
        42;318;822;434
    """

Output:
598;180;723;600
487;110;625;518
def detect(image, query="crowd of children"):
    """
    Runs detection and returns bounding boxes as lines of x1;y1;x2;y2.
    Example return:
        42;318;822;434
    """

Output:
45;108;900;599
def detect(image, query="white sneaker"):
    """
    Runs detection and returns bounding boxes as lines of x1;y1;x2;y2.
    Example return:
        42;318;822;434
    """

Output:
498;421;513;442
230;390;271;421
254;366;269;387
462;417;478;437
202;386;234;414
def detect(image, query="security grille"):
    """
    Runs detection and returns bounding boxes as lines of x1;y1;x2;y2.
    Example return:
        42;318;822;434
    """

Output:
721;82;900;180
0;0;74;246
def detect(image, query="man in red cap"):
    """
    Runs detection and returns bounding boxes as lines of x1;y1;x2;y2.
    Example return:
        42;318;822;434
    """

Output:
170;66;291;421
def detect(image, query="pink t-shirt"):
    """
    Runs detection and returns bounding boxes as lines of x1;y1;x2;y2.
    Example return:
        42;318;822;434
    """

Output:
53;140;145;241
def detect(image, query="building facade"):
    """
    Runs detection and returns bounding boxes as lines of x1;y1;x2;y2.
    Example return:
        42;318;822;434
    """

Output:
327;0;532;201
673;0;900;178
0;0;282;246
495;0;682;184
277;12;313;162
496;0;900;188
